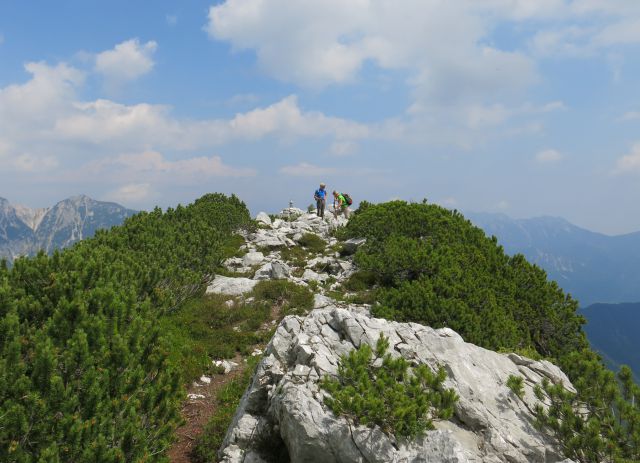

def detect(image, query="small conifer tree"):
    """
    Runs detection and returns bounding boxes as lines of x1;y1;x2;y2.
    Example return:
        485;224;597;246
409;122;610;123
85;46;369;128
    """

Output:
321;334;458;438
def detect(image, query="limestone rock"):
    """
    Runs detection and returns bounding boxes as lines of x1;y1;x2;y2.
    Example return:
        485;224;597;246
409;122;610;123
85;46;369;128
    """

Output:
242;251;265;267
219;308;576;463
256;212;272;226
214;359;239;374
206;275;257;296
342;237;366;255
254;261;291;280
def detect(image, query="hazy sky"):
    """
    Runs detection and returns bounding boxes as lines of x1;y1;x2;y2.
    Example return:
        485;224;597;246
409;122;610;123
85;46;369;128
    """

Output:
1;1;640;234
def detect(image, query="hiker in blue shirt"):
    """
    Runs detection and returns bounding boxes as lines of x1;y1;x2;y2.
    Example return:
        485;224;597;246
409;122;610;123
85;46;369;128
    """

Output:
314;183;327;218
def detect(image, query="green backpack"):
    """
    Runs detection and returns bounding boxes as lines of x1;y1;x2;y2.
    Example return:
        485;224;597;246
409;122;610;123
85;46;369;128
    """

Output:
342;193;353;206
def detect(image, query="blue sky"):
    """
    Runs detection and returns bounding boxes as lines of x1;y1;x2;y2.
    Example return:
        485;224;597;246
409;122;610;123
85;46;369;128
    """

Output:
1;1;640;234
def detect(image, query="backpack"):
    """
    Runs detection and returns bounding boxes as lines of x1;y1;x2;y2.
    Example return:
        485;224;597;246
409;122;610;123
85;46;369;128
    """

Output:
342;193;353;206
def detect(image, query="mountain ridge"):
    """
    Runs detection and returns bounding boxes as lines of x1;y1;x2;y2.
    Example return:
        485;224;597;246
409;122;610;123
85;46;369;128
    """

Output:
466;211;640;306
0;195;136;262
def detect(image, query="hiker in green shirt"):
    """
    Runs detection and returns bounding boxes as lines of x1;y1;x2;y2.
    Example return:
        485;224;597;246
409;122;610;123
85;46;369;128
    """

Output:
332;190;350;219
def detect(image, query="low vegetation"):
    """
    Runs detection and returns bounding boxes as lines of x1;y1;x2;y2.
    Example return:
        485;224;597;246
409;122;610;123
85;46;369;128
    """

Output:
252;279;314;316
506;375;525;399
322;334;458;438
191;356;260;463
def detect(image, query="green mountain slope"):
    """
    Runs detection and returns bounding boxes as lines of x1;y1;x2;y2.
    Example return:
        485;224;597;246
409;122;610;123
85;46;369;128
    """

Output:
0;194;251;462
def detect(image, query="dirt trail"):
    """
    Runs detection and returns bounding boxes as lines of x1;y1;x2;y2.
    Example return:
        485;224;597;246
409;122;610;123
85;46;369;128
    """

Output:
167;363;245;463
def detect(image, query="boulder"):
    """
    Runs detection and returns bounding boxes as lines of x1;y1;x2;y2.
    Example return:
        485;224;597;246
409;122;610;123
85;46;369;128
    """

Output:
219;308;575;463
342;238;366;255
256;212;272;226
301;269;329;283
254;261;291;280
206;276;258;296
242;251;265;267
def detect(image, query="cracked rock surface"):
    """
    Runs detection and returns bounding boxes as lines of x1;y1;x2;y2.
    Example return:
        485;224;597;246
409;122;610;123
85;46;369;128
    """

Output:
219;307;576;463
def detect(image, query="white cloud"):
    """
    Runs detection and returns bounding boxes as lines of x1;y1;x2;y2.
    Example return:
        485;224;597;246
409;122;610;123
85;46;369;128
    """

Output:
206;0;538;99
53;94;368;151
106;151;256;178
228;95;369;140
330;140;358;156
279;163;339;177
535;149;563;163
12;153;59;172
107;183;154;204
613;143;640;174
95;39;157;85
166;15;178;26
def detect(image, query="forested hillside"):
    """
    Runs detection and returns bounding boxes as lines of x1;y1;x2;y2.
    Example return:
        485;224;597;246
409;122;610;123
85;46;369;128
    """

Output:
0;194;251;462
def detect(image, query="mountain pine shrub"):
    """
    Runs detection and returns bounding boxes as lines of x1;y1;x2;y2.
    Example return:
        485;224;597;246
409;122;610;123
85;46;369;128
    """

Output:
0;193;251;462
321;334;458;438
339;200;586;358
506;375;525;399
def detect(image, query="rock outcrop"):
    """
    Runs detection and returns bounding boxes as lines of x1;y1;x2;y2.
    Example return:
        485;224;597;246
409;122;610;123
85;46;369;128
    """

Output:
219;307;575;463
209;209;575;462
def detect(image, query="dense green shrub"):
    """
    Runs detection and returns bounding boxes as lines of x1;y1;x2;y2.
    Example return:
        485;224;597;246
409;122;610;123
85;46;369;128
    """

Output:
321;334;458;438
252;280;314;316
534;353;640;462
340;200;586;358
297;233;327;254
0;193;251;462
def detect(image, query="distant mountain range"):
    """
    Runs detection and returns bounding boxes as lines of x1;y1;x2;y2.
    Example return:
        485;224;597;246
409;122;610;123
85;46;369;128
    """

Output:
0;195;136;263
467;212;640;307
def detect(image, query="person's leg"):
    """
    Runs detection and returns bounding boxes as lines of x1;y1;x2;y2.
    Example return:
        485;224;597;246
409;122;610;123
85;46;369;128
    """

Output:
344;206;350;219
316;199;322;217
320;199;325;218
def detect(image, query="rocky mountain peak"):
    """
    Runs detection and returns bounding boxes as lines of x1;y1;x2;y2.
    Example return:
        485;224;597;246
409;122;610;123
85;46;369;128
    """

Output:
13;204;50;231
0;195;136;262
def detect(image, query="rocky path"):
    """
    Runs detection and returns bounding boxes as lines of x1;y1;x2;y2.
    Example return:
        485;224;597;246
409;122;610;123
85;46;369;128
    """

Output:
169;208;360;462
167;360;245;463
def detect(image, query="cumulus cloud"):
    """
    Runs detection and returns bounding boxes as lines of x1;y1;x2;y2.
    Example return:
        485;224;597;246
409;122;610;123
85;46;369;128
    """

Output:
613;143;640;174
95;39;157;85
107;183;154;204
206;0;539;100
535;149;563;163
104;151;256;178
